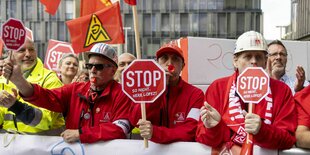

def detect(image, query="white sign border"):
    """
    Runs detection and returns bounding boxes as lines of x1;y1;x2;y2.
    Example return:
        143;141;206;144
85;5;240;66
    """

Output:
236;67;270;104
122;59;166;103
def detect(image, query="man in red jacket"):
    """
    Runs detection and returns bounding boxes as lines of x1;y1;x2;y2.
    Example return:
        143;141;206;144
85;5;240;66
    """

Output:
2;43;132;143
295;85;310;149
130;43;204;144
196;31;296;153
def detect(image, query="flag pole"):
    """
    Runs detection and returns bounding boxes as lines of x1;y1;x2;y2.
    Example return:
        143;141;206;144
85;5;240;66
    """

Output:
132;6;141;59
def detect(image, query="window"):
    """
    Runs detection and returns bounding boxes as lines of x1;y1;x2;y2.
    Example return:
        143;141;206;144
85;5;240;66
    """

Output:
199;13;208;34
152;0;160;11
255;14;260;32
216;0;224;10
31;22;41;41
225;0;236;9
174;14;180;32
65;0;73;20
180;13;188;33
205;0;216;10
253;0;260;9
152;14;157;32
237;13;245;35
38;0;44;20
236;0;245;9
7;0;16;18
24;0;33;20
58;21;66;41
245;0;253;9
189;0;198;11
218;13;226;37
143;14;151;35
45;21;52;41
124;14;133;28
161;13;170;32
190;13;199;33
171;0;179;11
164;0;171;11
209;13;217;36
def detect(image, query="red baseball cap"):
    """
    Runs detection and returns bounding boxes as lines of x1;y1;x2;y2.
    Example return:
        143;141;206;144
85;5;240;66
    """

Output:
156;43;184;62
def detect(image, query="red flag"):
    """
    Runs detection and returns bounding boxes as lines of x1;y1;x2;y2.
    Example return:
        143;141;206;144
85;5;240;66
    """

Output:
66;2;124;53
124;0;136;5
80;0;112;17
39;0;61;15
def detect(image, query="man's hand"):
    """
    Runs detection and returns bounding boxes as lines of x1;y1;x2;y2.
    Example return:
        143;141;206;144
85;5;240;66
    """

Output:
137;119;153;140
60;129;80;143
295;65;306;92
2;57;23;84
243;111;261;135
0;88;18;108
200;101;221;128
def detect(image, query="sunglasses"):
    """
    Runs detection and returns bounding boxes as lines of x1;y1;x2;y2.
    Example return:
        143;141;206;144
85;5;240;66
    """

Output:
85;63;113;70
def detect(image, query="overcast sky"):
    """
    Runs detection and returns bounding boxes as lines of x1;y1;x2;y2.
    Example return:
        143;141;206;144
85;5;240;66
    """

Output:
261;0;291;40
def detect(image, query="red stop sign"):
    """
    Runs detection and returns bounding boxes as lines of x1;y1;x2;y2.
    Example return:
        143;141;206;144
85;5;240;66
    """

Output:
44;39;74;72
236;67;270;103
1;18;26;51
122;59;166;103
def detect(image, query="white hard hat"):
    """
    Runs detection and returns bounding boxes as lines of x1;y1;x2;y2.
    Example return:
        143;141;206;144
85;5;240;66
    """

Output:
86;43;118;67
234;31;268;54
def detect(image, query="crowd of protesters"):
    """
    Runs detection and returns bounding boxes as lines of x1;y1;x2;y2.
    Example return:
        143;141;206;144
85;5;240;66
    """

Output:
1;30;310;153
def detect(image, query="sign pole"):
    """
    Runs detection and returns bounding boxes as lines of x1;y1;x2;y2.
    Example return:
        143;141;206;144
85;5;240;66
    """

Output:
122;60;166;149
132;6;141;59
140;102;148;148
246;102;253;144
132;4;145;147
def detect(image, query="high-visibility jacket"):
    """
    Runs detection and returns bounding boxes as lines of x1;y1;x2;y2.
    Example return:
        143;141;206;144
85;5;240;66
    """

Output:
0;58;64;135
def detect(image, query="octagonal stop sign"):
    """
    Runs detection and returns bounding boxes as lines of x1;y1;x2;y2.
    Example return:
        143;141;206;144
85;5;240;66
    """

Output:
236;67;270;103
122;59;166;103
44;40;74;72
1;18;26;51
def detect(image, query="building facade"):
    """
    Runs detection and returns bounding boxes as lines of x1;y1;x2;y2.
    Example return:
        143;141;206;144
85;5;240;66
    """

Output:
120;0;263;58
0;0;263;60
284;0;310;40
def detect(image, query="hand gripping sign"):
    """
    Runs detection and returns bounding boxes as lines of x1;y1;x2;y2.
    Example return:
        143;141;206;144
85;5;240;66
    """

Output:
236;67;270;155
122;59;166;148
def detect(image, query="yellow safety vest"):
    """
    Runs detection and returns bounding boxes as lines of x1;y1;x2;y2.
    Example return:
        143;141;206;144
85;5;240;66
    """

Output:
0;58;65;135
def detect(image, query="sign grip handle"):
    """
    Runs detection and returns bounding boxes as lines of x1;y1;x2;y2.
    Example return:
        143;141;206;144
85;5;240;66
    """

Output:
140;103;148;148
246;102;253;144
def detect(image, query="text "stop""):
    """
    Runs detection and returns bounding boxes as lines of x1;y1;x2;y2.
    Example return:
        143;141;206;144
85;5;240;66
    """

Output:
239;76;267;90
126;70;161;87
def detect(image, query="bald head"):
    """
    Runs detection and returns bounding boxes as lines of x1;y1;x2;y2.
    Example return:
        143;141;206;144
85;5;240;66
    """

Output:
118;53;136;71
115;53;136;83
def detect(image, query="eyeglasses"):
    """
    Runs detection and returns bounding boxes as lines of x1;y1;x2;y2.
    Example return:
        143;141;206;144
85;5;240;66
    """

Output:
268;52;287;57
85;63;113;70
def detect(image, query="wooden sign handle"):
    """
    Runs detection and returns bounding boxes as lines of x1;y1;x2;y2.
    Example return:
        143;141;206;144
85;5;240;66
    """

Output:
140;103;148;148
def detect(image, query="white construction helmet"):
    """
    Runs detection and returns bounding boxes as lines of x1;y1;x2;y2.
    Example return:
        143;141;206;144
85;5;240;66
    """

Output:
86;43;118;67
234;31;268;54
